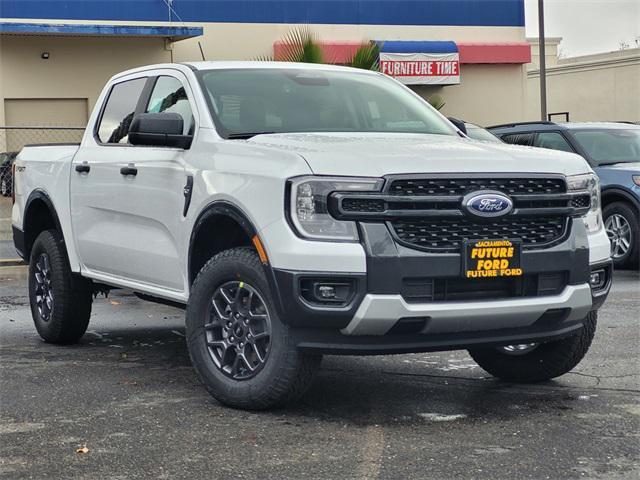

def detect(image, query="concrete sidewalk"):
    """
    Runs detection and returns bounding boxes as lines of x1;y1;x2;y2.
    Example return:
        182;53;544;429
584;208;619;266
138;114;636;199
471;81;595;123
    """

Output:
0;239;22;265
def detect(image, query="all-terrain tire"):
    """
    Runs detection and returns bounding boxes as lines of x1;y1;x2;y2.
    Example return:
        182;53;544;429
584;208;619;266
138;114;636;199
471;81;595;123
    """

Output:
186;248;322;410
28;229;93;343
603;201;639;270
468;311;597;382
0;174;10;197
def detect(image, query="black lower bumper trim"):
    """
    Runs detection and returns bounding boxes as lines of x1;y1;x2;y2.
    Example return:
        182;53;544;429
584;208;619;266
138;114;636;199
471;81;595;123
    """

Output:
293;321;588;355
12;226;26;260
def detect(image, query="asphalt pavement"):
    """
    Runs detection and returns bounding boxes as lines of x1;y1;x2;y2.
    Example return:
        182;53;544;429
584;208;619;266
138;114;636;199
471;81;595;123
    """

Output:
0;266;638;479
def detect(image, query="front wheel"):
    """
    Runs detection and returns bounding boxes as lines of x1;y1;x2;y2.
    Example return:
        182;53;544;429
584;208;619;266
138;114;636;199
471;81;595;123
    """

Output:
186;248;321;410
468;311;597;383
604;201;639;270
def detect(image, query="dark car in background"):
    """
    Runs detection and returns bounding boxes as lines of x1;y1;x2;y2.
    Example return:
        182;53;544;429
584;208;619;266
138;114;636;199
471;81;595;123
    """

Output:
489;122;640;269
0;151;18;197
464;122;502;143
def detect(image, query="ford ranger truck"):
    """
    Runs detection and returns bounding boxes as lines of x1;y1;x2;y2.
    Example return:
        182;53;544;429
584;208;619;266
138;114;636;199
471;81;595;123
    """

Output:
12;62;612;410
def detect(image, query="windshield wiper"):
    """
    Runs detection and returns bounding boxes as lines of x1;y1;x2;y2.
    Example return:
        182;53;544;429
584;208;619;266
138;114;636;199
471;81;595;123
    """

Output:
226;132;276;140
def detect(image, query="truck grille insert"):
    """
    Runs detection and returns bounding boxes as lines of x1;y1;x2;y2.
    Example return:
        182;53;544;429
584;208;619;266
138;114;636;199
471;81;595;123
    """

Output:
388;177;566;196
391;216;568;252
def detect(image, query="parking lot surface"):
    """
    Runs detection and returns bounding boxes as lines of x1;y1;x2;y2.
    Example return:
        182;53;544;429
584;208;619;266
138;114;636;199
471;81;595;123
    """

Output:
1;266;638;479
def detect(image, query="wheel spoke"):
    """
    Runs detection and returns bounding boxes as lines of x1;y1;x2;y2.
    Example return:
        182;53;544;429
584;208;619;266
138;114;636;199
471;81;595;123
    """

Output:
219;287;235;306
211;298;230;321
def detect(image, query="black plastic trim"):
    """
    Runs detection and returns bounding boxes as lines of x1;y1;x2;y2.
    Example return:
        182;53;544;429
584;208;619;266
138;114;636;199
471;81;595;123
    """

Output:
293;319;588;355
22;189;65;258
12;226;26;260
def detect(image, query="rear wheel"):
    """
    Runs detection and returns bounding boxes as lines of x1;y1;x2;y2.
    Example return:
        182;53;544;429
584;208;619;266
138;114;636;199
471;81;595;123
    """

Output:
28;229;93;343
468;311;597;382
604;201;639;269
186;248;321;410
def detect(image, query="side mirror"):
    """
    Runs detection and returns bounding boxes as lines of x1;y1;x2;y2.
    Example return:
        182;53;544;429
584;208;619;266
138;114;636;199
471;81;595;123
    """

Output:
447;117;467;135
129;112;193;149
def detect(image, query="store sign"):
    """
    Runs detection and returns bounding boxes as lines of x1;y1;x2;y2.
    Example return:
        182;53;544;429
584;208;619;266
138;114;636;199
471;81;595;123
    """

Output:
379;52;460;85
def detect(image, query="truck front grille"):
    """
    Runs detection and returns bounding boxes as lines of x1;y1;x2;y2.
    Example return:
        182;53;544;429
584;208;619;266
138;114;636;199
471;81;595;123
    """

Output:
391;216;569;252
388;177;566;196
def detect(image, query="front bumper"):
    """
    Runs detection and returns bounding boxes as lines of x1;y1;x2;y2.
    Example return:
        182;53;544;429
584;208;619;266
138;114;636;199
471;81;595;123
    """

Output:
267;219;612;354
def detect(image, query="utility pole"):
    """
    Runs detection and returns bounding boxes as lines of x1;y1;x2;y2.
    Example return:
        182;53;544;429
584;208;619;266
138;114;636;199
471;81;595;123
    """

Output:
538;0;548;121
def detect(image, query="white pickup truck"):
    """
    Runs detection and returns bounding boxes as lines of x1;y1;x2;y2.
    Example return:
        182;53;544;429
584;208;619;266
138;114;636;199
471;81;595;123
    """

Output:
12;62;612;409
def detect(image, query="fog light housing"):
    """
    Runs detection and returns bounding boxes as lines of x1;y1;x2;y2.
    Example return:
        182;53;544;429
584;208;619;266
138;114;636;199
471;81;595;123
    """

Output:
589;269;606;290
300;278;356;306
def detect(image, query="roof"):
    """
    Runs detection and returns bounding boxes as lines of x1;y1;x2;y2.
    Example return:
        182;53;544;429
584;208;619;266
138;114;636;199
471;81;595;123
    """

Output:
0;22;203;41
184;61;379;74
488;121;640;132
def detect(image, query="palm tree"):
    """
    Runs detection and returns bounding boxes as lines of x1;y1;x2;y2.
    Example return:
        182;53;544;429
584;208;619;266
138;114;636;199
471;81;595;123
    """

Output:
261;27;380;71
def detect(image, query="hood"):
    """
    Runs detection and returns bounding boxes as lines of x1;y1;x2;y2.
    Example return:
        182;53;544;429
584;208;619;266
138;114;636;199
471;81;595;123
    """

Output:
248;133;592;177
595;162;640;173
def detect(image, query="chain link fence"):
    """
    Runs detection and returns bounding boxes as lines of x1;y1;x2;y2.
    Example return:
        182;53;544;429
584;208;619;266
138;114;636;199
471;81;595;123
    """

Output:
0;126;85;197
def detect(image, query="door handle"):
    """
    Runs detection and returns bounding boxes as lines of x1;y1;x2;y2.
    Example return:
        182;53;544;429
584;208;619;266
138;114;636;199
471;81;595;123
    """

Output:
120;165;137;176
75;163;90;173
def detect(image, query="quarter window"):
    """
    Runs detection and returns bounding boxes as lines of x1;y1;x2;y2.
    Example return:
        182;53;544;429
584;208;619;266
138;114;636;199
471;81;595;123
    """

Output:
534;132;574;153
501;133;534;146
146;76;194;135
97;78;147;144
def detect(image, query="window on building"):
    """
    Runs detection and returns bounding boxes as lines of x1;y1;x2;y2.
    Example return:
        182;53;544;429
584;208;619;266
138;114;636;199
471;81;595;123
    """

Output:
97;78;147;144
533;132;574;153
146;76;195;135
500;133;534;146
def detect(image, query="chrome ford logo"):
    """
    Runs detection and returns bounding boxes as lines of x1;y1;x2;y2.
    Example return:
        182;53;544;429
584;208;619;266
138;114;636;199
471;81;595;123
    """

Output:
464;192;513;218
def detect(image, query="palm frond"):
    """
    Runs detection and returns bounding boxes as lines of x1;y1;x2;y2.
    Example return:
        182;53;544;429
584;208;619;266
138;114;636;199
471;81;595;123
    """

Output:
347;42;380;70
278;26;324;63
427;94;446;111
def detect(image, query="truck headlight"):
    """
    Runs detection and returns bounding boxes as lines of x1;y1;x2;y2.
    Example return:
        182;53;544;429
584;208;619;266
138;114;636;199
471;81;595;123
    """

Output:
288;176;383;241
567;173;601;233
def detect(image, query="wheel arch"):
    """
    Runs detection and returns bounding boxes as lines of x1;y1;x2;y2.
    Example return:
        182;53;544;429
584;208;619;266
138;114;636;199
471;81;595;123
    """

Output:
188;200;260;286
22;189;66;260
601;187;640;212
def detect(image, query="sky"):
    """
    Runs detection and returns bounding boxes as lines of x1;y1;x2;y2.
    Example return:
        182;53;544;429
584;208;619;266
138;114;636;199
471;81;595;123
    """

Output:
524;0;640;57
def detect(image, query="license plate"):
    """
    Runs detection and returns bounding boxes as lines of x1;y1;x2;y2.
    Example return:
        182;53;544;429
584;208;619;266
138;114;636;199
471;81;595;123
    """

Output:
463;239;523;278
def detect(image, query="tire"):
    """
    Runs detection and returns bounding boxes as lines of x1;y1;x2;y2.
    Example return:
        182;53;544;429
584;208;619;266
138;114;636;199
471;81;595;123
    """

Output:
468;311;597;383
603;201;639;270
0;174;10;197
186;247;322;410
28;229;93;343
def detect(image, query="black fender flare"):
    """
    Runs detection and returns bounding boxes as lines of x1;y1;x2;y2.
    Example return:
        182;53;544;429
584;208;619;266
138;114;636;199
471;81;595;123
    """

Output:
22;189;65;257
187;200;285;315
601;187;640;212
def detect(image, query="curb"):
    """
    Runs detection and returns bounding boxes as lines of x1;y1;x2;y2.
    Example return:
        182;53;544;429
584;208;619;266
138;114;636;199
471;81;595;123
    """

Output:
0;259;25;267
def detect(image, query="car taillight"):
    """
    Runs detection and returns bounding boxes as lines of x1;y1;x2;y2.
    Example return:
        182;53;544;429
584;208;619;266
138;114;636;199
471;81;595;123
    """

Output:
11;163;16;204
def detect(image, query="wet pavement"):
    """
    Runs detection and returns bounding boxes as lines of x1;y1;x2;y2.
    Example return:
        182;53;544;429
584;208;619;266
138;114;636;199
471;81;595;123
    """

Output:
0;266;639;479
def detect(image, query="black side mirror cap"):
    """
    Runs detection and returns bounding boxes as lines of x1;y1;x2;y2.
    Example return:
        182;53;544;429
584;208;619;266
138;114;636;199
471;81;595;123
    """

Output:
447;117;467;135
129;112;193;149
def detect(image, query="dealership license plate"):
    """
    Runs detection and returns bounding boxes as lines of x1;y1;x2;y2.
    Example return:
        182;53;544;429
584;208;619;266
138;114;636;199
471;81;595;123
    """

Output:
463;239;523;279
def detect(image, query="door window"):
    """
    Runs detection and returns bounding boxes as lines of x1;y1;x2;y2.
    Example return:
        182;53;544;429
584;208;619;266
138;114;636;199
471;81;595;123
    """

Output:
97;78;147;144
533;132;574;153
146;76;195;135
500;133;534;146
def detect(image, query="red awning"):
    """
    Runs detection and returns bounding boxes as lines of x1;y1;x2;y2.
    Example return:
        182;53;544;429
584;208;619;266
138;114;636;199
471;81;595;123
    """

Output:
457;42;531;64
274;41;531;65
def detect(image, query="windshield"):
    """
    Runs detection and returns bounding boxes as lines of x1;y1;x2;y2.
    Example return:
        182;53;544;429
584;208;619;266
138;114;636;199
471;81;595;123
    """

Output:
466;124;501;143
571;128;640;165
199;68;457;138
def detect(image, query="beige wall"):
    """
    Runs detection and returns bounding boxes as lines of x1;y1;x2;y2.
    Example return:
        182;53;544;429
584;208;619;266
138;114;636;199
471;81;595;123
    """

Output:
0;21;528;127
0;35;170;125
526;49;640;122
413;64;528;126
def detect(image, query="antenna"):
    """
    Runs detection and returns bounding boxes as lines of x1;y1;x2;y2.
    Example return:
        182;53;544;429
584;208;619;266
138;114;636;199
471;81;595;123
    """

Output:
198;41;206;61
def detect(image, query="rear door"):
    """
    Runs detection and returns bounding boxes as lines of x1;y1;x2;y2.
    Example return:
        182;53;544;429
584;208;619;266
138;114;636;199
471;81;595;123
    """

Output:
70;70;198;294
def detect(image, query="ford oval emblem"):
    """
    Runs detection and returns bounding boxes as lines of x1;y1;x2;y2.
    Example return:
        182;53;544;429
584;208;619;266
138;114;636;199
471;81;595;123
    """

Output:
464;192;514;218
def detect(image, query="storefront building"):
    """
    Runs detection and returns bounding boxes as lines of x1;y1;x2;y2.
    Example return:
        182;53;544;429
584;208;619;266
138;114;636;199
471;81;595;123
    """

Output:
0;0;531;129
